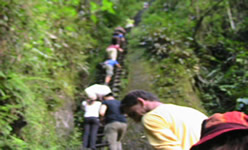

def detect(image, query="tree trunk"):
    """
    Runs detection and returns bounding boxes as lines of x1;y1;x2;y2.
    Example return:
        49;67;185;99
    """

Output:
226;0;236;30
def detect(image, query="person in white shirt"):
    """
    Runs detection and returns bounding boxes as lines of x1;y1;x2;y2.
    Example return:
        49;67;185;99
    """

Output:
82;84;112;149
82;99;102;150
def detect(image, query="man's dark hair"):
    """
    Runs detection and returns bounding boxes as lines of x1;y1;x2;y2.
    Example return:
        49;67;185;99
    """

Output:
111;37;119;45
120;90;159;113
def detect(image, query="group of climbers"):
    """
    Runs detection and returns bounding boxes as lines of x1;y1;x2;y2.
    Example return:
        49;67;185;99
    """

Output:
82;83;127;150
81;26;128;150
82;86;248;150
102;27;127;85
81;18;248;150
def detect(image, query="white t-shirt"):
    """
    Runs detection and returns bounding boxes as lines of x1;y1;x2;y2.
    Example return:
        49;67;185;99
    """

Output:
82;101;102;118
84;84;111;100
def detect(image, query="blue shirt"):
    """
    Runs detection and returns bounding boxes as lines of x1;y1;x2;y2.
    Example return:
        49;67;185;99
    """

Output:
113;33;124;38
104;59;119;67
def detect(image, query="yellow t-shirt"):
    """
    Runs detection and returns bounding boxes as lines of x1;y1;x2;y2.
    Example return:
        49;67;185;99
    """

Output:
142;104;207;150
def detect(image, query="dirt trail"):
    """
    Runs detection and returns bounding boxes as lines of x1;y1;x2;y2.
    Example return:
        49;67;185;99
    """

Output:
124;49;154;92
121;4;207;149
120;6;163;149
121;48;154;150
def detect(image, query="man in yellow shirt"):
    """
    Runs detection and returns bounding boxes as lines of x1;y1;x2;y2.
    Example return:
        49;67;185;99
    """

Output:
120;90;207;150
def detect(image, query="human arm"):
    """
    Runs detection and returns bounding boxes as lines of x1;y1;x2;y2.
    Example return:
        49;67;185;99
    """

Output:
81;101;87;111
118;47;124;52
121;37;125;42
143;114;182;150
113;60;121;68
99;104;107;117
115;44;123;52
116;63;121;68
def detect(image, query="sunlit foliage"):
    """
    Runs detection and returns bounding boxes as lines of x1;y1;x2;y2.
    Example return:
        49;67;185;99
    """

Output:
135;0;248;114
0;0;142;149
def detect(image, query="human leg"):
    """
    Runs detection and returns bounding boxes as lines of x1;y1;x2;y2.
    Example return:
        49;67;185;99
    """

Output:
105;65;113;85
89;117;100;150
104;75;112;85
116;122;128;150
104;122;118;150
83;118;90;148
117;122;127;141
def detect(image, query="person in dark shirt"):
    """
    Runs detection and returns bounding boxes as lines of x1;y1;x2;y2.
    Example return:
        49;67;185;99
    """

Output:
100;93;127;150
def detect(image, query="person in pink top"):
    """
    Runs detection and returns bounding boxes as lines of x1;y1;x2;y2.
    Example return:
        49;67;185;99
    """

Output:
106;37;123;60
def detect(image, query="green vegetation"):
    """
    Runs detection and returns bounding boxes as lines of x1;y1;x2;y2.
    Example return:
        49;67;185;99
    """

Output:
0;0;247;149
0;0;143;149
122;2;248;147
130;0;248;114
